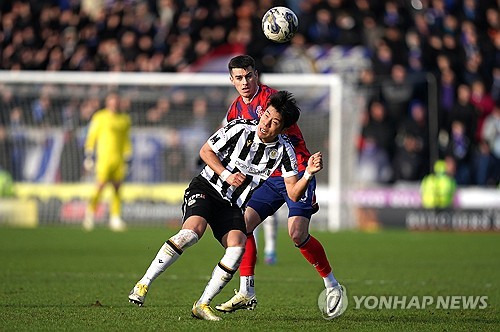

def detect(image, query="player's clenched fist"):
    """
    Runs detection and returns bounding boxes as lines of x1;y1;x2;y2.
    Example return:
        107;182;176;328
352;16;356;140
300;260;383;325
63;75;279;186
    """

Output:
226;172;246;187
306;152;323;175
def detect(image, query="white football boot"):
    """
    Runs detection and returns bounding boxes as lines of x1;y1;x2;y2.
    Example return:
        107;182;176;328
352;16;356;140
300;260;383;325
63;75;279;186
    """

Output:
216;289;258;313
110;215;126;232
323;284;347;319
128;283;148;306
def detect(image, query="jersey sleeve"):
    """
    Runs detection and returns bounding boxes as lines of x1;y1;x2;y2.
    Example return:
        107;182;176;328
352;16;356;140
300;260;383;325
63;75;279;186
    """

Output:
280;140;299;178
84;112;100;155
207;119;245;153
225;100;238;122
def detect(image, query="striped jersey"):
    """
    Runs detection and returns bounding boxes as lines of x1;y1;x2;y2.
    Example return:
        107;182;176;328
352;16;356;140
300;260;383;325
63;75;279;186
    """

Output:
201;119;298;209
226;84;311;175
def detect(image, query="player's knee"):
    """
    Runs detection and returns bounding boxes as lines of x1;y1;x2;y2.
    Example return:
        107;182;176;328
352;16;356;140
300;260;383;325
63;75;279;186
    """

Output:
169;229;199;250
289;228;308;246
226;230;247;247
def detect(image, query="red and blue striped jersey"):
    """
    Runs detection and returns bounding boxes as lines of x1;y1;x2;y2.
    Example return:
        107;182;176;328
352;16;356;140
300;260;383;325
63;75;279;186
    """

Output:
226;84;311;175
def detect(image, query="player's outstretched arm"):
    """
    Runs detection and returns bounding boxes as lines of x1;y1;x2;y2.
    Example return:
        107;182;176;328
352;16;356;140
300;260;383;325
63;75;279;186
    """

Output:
199;142;246;187
284;152;323;202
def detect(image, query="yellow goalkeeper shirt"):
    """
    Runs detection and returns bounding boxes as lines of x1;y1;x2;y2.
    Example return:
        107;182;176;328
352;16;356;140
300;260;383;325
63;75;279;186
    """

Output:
85;109;132;165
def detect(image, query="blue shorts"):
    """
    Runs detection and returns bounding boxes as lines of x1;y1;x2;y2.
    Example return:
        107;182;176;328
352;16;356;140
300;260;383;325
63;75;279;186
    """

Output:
247;171;317;221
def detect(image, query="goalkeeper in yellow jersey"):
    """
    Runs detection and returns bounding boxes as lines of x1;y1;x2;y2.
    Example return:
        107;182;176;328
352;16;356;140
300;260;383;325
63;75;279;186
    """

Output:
83;92;132;232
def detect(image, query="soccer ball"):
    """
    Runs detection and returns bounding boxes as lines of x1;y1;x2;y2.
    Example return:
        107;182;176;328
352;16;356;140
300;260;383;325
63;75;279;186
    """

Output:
261;6;298;43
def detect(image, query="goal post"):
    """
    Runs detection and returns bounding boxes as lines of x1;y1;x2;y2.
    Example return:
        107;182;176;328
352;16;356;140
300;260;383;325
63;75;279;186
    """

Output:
0;71;357;230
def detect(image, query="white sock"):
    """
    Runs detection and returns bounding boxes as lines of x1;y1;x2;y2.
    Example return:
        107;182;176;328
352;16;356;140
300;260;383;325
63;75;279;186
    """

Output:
239;276;255;296
263;216;277;255
198;246;244;305
139;229;198;286
323;272;339;288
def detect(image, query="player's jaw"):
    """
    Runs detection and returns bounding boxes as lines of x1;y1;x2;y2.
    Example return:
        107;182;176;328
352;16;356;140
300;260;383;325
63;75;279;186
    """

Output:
257;107;284;143
239;85;254;98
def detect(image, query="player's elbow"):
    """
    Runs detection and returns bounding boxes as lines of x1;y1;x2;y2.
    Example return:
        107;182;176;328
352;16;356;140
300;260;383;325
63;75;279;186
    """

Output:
199;143;211;160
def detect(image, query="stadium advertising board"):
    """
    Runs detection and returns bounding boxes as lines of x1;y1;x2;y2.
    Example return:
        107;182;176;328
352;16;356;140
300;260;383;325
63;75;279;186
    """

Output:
351;187;500;232
14;183;186;226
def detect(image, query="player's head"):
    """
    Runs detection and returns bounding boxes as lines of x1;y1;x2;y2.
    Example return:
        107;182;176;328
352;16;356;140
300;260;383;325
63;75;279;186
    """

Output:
228;55;259;100
105;92;120;112
257;91;300;142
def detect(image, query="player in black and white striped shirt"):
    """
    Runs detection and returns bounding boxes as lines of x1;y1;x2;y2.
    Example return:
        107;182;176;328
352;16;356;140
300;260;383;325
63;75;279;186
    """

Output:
198;117;298;209
128;91;324;321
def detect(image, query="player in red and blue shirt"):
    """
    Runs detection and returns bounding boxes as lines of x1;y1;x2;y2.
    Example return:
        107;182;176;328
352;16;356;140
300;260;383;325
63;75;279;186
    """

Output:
216;55;345;317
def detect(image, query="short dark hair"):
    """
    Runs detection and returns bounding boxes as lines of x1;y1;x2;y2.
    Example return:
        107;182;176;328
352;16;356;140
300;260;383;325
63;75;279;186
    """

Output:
228;55;256;72
267;91;300;129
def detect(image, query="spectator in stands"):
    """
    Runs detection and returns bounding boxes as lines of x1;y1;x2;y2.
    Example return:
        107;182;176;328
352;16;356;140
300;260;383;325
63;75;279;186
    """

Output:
8;107;26;181
447;84;478;142
357;67;380;105
383;26;408;66
371;41;394;77
380;64;414;127
395;100;430;178
476;103;500;186
307;8;338;46
359;14;385;53
359;100;395;183
275;33;316;73
392;133;425;182
31;93;52;125
470;79;495;142
361;99;396;158
420;158;456;209
446;120;474;185
405;30;425;76
358;136;393;184
438;68;457;131
491;66;500;103
145;97;171;126
335;10;362;46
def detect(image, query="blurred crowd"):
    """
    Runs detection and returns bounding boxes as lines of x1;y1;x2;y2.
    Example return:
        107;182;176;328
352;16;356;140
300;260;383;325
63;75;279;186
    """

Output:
0;0;499;186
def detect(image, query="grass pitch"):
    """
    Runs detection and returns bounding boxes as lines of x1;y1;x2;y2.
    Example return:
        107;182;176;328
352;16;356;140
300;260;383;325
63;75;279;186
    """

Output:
0;226;498;331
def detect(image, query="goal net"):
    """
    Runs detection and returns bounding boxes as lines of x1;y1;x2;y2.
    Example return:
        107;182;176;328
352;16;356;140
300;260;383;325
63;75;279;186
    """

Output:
0;71;360;230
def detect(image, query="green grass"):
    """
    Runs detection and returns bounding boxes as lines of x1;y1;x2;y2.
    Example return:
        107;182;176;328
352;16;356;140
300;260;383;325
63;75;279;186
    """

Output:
0;227;499;331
